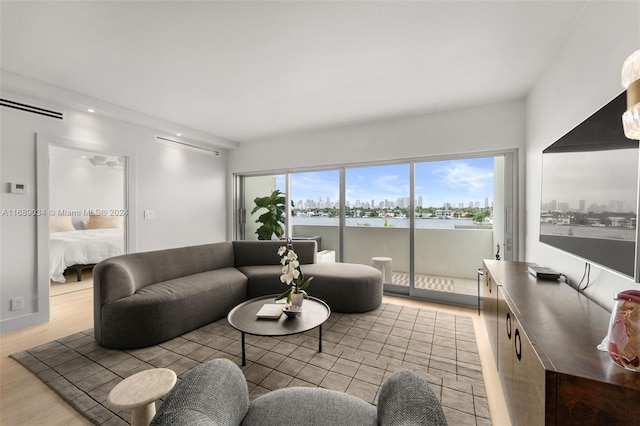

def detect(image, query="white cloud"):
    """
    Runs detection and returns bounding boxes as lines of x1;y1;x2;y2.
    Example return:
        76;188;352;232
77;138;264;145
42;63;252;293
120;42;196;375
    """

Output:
433;162;492;194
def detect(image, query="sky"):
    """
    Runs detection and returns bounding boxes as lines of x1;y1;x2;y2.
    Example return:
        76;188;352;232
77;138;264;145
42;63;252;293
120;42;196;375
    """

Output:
278;157;495;208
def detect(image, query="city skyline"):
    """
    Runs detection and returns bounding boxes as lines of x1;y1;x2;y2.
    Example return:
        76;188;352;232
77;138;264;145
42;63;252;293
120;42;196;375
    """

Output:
278;157;495;209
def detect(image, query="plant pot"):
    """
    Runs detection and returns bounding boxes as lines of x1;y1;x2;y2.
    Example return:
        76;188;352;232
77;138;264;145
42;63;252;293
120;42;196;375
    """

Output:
607;289;640;372
291;292;304;308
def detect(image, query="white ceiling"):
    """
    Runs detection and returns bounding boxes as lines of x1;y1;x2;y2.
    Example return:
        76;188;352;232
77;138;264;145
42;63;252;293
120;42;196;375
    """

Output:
1;1;588;145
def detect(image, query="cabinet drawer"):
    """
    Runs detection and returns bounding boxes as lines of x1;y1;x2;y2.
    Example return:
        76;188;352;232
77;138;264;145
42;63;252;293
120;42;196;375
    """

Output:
483;266;499;364
498;287;546;426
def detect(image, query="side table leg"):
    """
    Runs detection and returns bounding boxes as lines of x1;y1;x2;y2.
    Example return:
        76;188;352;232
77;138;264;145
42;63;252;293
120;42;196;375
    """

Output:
318;324;322;353
131;402;155;426
241;332;246;366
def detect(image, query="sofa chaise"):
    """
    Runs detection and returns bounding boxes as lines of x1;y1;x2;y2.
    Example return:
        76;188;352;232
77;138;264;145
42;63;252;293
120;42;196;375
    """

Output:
150;358;448;426
94;240;383;349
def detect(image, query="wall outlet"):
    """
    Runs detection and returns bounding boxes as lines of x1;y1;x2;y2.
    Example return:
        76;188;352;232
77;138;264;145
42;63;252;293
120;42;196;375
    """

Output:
10;297;24;311
143;210;155;219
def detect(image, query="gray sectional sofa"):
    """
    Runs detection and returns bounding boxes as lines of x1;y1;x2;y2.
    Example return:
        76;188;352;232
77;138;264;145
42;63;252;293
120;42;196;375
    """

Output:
94;240;383;349
151;358;448;426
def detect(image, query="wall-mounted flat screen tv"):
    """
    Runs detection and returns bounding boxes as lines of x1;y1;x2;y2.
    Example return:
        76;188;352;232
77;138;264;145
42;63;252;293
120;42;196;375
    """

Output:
540;92;640;282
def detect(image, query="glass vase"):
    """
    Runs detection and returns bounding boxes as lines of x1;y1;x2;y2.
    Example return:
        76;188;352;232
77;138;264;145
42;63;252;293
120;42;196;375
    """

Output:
607;289;640;372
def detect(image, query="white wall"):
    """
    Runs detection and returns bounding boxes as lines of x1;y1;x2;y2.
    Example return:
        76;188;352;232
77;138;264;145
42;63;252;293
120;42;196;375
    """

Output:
526;1;640;311
229;98;527;256
1;88;228;332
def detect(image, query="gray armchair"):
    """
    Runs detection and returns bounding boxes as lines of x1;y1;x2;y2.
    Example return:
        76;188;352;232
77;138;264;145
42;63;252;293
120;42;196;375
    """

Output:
151;358;448;426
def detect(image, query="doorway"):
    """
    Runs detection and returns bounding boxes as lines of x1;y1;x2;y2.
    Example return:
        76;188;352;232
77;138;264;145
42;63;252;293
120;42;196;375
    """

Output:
35;133;136;321
48;146;127;295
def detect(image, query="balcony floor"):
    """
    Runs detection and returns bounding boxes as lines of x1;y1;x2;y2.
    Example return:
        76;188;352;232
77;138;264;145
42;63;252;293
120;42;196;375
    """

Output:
390;272;478;296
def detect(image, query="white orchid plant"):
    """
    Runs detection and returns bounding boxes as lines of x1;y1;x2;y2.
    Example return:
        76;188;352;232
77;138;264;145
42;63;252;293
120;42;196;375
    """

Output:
275;240;313;303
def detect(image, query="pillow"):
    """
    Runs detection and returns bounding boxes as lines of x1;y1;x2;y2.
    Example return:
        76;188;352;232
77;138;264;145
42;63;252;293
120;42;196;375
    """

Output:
49;216;75;233
82;214;123;229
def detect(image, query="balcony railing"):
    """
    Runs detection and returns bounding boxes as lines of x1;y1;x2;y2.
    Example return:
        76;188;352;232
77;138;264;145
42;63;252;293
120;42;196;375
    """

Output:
293;223;493;296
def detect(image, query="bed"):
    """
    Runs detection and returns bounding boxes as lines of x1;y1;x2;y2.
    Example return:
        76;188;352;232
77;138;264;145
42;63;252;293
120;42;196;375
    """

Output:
49;215;125;283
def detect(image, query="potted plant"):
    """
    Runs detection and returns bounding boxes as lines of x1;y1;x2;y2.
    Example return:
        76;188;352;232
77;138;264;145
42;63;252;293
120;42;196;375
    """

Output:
251;189;288;240
275;239;313;307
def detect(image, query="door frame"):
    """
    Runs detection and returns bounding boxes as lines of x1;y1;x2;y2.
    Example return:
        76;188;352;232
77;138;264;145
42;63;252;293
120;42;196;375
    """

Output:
36;133;136;323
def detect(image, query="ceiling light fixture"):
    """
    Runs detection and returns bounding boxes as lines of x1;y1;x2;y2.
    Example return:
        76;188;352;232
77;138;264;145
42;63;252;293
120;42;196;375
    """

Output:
87;108;95;113
622;49;640;139
88;155;124;170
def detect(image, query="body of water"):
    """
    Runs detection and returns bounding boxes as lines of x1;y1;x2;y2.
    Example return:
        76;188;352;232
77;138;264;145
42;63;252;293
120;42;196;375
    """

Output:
292;216;486;229
540;223;636;241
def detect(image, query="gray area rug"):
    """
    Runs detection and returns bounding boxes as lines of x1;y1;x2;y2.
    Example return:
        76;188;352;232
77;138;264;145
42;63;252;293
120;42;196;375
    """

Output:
10;303;490;425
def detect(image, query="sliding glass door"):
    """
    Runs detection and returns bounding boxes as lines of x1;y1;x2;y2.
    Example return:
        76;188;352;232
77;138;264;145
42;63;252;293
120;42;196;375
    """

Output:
240;174;285;241
343;164;410;295
412;157;496;304
235;150;517;308
290;170;341;260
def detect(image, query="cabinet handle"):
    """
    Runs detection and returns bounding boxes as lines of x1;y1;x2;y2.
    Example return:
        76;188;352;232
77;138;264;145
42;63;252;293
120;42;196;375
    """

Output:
514;329;522;361
506;312;512;339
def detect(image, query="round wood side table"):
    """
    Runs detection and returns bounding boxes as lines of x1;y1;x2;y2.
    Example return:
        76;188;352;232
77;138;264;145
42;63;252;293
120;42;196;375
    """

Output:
107;368;177;426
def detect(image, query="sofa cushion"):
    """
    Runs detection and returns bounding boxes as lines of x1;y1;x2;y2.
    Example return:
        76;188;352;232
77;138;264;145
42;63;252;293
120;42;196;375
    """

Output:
377;370;448;426
232;240;316;267
300;263;383;313
239;262;382;313
242;387;377;426
97;242;236;295
238;265;288;299
99;268;247;349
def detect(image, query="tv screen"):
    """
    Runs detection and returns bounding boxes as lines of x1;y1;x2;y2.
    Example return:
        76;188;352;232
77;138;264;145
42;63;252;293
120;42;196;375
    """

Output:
540;92;640;281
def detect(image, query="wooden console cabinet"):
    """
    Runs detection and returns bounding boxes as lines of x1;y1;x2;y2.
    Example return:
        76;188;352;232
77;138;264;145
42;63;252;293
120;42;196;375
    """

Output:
482;260;640;425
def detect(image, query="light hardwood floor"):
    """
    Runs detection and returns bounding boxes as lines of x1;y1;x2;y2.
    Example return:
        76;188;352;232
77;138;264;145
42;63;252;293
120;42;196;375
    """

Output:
1;290;510;425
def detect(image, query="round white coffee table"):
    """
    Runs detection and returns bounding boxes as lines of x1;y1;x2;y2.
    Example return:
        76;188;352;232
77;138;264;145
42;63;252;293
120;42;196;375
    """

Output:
107;368;177;426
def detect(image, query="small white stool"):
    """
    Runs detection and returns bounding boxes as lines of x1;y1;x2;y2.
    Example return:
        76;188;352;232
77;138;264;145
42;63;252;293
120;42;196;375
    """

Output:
372;256;393;283
107;368;177;426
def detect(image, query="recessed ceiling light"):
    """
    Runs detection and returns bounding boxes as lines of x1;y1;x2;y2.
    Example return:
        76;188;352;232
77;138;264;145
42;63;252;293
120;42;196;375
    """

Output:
87;108;95;113
176;133;182;137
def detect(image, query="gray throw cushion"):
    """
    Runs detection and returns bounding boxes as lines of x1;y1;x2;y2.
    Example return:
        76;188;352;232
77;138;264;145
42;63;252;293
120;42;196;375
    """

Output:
242;387;378;426
151;359;249;426
377;370;448;426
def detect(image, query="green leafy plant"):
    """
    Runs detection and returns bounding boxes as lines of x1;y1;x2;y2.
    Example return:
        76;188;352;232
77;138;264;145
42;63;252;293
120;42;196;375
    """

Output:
251;190;288;240
472;210;492;224
275;240;314;303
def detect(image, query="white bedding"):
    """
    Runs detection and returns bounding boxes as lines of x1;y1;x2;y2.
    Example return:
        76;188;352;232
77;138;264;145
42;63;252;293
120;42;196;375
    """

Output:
49;228;124;283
